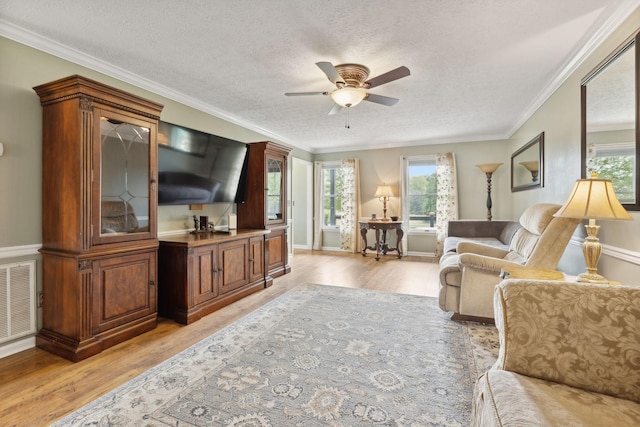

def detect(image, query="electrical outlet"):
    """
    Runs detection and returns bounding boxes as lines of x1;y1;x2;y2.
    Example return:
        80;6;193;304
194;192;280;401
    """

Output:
38;291;44;308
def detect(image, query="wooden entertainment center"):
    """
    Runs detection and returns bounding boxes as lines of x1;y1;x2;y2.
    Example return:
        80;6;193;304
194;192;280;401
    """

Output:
34;75;290;361
157;230;271;324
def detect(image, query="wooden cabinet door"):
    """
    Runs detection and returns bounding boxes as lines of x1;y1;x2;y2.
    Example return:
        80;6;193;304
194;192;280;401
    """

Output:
218;239;250;294
92;108;158;247
266;153;285;226
267;228;285;273
249;236;265;282
192;245;219;305
92;251;156;334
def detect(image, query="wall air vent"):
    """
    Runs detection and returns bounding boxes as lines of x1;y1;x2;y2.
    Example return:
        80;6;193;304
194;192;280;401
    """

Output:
0;261;36;344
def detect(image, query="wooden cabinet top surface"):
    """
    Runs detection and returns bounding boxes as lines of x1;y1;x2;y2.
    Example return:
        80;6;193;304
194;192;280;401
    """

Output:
159;229;270;248
34;74;163;119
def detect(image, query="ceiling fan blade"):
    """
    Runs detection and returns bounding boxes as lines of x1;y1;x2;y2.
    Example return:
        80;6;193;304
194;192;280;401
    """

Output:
285;91;328;96
316;62;345;86
328;103;343;115
364;93;399;106
365;66;410;89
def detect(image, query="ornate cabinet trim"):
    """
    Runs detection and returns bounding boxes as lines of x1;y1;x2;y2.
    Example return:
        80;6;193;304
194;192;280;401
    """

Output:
34;75;163;362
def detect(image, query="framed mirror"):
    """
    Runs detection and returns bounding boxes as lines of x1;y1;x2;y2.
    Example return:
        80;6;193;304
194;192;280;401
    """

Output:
581;31;639;210
511;132;544;192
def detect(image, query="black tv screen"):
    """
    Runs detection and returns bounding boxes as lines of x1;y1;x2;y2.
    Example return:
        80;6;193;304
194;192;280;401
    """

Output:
157;121;248;205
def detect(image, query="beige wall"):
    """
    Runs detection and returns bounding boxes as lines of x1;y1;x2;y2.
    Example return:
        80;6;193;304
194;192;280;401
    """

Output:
314;141;509;253
507;8;640;281
0;37;300;244
314;140;510;221
0;35;508;268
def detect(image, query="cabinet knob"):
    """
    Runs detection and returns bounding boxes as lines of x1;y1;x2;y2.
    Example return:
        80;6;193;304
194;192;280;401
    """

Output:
249;258;254;262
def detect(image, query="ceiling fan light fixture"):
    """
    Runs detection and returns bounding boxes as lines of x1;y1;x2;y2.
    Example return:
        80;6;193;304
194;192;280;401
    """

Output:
330;86;367;107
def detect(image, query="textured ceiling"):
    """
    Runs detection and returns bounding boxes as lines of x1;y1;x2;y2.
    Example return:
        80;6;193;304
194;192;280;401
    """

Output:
1;0;638;153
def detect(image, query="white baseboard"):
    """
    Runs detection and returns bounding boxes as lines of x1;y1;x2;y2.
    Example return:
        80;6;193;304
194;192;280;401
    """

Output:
320;247;351;252
158;229;192;237
293;244;312;250
0;336;35;358
405;251;437;257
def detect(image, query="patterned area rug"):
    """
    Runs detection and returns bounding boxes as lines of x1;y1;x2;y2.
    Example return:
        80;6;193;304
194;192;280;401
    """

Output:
53;284;498;426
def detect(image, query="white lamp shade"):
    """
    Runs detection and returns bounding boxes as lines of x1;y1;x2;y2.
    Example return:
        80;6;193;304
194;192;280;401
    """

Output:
555;178;632;221
331;86;367;107
519;161;539;172
476;163;503;173
374;185;393;198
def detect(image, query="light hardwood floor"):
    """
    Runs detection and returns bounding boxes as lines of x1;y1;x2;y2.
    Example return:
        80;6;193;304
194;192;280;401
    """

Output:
0;250;440;426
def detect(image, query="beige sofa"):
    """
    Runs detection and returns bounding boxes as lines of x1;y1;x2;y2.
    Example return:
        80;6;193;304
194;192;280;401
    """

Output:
439;203;580;320
473;280;640;426
443;220;521;254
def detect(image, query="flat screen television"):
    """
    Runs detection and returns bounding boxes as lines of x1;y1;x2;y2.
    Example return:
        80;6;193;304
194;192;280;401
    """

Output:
157;121;248;205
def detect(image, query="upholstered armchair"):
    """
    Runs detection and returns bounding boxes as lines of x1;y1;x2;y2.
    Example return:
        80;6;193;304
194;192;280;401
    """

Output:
438;203;580;320
472;280;640;426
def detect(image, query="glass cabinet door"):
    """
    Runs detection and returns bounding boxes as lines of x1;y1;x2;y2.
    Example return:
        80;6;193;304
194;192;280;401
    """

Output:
95;110;155;243
266;156;283;223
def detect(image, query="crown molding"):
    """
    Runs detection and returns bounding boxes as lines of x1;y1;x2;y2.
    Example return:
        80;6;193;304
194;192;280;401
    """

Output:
507;0;640;138
0;18;291;147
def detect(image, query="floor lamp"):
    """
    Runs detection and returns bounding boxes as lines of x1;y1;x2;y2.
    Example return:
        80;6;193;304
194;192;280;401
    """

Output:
554;173;632;284
475;163;502;221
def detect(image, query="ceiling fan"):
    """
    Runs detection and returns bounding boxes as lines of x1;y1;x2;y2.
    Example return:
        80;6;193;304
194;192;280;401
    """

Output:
285;62;410;115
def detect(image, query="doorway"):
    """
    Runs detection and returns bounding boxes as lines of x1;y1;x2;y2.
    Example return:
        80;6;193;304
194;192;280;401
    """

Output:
291;157;313;250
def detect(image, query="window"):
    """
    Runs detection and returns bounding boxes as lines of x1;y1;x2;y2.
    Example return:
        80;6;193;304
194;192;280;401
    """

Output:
587;143;635;203
403;156;437;230
322;162;344;228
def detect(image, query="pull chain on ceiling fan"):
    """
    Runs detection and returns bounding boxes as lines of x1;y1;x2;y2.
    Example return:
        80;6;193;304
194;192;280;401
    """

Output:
285;62;410;126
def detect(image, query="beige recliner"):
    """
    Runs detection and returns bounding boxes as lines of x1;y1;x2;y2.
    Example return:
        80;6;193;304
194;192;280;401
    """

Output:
438;203;580;320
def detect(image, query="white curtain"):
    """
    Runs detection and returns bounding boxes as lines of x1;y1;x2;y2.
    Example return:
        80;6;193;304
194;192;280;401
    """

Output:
400;156;410;248
339;158;361;252
435;152;459;257
312;161;323;250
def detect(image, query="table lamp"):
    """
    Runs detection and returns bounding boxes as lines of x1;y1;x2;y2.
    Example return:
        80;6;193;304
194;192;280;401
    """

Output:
554;172;632;284
374;184;393;221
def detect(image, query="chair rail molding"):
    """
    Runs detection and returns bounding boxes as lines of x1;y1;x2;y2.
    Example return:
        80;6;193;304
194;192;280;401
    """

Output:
569;236;640;266
0;244;41;260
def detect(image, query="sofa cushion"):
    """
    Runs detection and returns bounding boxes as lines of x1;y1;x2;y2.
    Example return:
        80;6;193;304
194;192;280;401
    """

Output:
443;236;508;254
494;280;640;403
498;221;522;244
473;370;640;427
518;203;558;235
